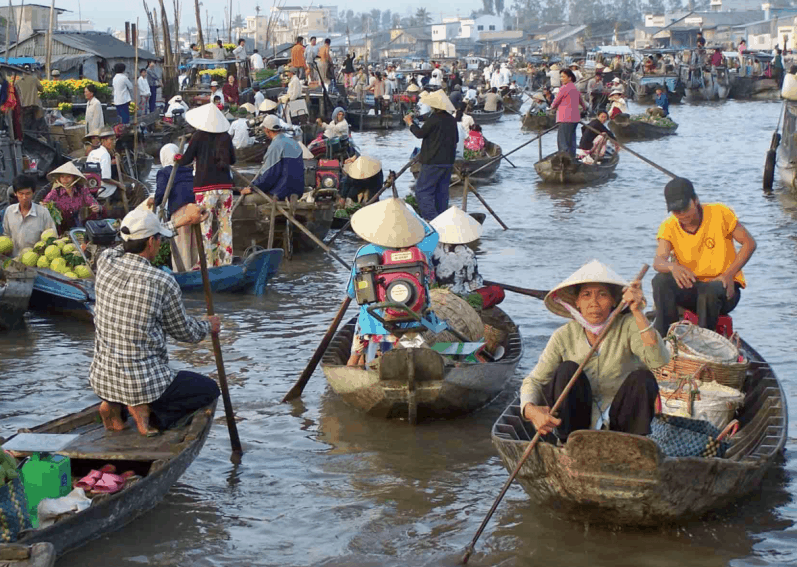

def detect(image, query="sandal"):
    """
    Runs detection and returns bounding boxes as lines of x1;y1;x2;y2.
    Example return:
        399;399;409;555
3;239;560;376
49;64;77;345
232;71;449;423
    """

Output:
92;473;126;494
74;469;103;491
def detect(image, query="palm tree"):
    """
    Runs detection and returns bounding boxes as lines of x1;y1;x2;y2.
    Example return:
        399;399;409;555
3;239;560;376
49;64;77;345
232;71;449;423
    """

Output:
415;8;431;24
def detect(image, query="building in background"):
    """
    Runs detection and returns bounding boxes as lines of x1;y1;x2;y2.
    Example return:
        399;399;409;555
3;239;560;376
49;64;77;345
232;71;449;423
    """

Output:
0;3;67;42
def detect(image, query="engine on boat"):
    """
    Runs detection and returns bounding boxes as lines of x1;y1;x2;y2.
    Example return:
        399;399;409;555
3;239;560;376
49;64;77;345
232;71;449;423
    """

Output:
353;247;431;322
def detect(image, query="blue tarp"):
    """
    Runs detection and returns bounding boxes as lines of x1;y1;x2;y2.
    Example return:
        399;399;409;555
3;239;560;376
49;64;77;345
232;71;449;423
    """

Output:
0;57;39;66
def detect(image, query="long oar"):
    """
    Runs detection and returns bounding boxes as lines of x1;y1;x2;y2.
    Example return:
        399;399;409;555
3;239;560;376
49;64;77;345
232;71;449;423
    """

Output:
483;280;548;300
763;101;785;190
462;175;508;230
582;121;677;179
193;223;243;464
462;264;650;564
325;155;418;247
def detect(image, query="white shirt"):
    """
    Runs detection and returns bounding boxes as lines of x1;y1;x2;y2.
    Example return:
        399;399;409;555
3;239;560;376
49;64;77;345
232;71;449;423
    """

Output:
250;52;264;70
464;88;477;102
305;44;317;65
210;89;224;105
233;45;247;61
85;97;104;134
228;118;252;149
455;123;466;159
430;69;443;86
165;100;188;118
254;91;265;113
112;73;133;105
287;75;302;101
323;119;349;138
137;76;150;98
499;68;511;86
2;203;56;256
460;113;475;131
549;70;561;87
87;145;112;180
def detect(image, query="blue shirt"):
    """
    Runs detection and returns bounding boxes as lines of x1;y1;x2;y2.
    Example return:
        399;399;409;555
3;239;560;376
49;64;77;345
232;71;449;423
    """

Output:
252;133;305;200
655;92;669;116
347;220;440;335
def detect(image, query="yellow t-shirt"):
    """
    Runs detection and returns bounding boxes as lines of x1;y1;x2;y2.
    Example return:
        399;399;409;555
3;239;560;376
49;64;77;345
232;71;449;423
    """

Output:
656;203;746;288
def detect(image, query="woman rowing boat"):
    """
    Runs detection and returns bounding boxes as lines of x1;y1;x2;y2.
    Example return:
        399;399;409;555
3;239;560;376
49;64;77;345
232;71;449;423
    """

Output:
520;260;670;442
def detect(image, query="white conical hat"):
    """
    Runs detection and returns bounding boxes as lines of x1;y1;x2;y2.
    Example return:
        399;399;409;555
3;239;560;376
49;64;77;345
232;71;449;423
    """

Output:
47;160;87;184
430;206;482;244
343;156;382;180
420;89;455;113
406;83;421;92
543;260;629;319
350;198;426;248
185;102;230;133
298;142;313;159
259;98;278;111
240;102;257;114
167;95;184;105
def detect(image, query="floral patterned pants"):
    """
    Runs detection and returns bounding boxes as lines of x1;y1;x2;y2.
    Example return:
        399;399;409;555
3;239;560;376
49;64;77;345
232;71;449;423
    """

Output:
195;190;234;267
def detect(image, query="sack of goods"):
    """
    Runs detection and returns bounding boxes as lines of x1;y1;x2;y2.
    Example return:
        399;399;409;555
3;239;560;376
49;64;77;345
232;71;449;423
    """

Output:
782;73;797;101
653;321;748;390
658;378;745;429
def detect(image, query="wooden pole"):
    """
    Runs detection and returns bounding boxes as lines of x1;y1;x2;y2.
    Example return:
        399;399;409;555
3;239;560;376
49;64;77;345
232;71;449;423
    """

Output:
45;0;55;80
461;173;469;211
194;0;204;57
582;121;678;179
12;0;23;59
482;280;547;300
193;223;244;464
133;19;139;161
267;198;276;249
4;0;12;62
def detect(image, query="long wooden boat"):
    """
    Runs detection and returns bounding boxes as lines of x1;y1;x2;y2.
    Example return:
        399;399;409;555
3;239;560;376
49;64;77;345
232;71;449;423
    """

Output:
521;112;557;132
609;116;678;141
0;543;55;567
10;401;216;556
173;247;283;295
778;100;797;195
729;76;780;100
321;307;522;423
235;142;268;164
630;73;685;105
23;134;68;182
0;261;37;330
502;94;524;114
410;142;503;184
345;109;404;131
491;336;787;526
534;150;619;184
680;65;731;101
471;109;503;125
29;269;95;321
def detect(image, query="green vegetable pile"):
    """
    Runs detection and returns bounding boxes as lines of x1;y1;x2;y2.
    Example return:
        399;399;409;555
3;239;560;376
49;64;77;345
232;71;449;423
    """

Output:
630;114;677;128
153;241;171;268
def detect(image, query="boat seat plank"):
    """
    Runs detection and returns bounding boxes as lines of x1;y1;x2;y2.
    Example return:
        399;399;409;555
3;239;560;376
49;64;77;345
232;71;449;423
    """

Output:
54;420;186;460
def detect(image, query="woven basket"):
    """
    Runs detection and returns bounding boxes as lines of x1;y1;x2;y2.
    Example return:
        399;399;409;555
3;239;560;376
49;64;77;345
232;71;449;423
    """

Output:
422;288;484;344
658;378;745;429
652;321;748;390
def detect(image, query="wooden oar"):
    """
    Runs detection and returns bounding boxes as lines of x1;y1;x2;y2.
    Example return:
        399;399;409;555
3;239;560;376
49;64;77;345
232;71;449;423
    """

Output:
462;176;508;230
462;264;650;564
193;223;243;464
581;121;677;179
483;280;548;300
282;295;352;402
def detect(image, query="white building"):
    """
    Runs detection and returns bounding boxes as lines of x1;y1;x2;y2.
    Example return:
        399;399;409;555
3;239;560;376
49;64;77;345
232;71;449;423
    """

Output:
473;15;503;38
0;3;67;42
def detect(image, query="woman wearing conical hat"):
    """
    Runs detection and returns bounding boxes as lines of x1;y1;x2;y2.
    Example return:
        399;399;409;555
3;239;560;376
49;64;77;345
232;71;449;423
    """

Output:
42;161;101;232
346;198;440;367
339;155;383;207
520;260;670;442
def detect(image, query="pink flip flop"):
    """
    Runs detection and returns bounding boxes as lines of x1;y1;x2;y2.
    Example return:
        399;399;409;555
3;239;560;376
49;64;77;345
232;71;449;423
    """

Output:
92;473;125;494
74;469;103;491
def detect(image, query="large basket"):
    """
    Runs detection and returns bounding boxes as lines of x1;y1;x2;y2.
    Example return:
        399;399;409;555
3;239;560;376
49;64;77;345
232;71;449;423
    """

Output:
652;321;748;390
0;473;32;543
421;288;484;344
658;378;745;429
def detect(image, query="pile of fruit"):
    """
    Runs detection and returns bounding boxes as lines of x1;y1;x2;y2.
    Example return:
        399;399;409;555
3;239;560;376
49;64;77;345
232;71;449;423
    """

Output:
11;229;92;279
630;114;678;128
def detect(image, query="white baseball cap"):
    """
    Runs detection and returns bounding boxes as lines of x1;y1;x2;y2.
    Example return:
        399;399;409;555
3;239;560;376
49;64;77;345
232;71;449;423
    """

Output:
120;210;174;241
262;115;283;131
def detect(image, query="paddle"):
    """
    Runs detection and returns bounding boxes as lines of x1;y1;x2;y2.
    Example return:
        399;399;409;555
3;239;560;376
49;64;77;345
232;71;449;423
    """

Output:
763;101;785;190
462;264;650;564
461;175;509;230
581;121;678;179
192;223;243;464
483;280;548;300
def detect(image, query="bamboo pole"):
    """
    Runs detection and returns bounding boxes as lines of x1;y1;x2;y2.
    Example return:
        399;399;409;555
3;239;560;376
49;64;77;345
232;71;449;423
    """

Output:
45;0;55;80
12;0;23;59
4;0;11;61
194;0;204;57
133;18;139;161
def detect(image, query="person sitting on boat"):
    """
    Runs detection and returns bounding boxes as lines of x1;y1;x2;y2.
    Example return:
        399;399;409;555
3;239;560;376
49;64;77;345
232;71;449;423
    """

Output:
463;124;486;160
653;86;669;117
651;177;756;337
42;162;101;233
483;87;501;112
449;84;464;109
222;74;239;106
89;207;221;437
586;67;605;113
643;57;656;74
3;174;57;256
316;106;349;139
228;107;254;150
86;127;118;198
346;198;440;367
529;92;549;114
520;260;669;442
607;88;627;119
164;95;189;122
213;95;223;111
542;86;554;106
456;103;475;131
577;109;615;163
252;115;304;201
339;155;383;206
463;84;478;103
710;49;723;68
209;81;224;106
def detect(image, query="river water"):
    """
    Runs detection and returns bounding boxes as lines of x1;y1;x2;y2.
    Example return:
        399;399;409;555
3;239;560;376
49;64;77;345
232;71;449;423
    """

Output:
2;99;796;567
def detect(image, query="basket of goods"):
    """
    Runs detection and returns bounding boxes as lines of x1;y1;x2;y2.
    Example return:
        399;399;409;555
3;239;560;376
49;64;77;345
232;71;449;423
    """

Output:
0;451;31;543
658;374;745;429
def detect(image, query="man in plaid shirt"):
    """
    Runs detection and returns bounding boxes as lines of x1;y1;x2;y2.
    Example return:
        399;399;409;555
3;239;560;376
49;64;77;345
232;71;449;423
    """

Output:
89;207;220;436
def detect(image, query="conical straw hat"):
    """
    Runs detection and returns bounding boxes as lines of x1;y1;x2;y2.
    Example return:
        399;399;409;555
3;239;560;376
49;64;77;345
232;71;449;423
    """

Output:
298;142;313;159
543;260;629;319
167;95;184;105
430;205;482;244
259;98;279;111
47;160;87;185
350;198;426;248
420;89;455;113
240;102;257;114
83;126;115;142
406;83;421;92
343;156;382;180
185;102;230;133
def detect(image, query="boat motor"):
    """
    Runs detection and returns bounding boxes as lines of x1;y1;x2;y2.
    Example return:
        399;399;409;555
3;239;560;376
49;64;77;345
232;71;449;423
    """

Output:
316;159;341;190
79;162;103;192
354;247;431;323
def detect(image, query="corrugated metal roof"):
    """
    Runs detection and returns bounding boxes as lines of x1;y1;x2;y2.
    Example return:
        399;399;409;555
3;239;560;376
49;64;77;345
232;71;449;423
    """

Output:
0;31;158;60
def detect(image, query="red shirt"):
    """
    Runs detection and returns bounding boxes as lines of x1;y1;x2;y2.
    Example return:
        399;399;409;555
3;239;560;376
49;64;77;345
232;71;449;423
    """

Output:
550;82;586;124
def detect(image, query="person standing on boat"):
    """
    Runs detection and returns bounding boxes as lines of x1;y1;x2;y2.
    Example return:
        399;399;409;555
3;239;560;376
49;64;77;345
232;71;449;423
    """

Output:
112;63;134;125
146;61;161;113
773;49;785;87
177;103;239;267
317;38;333;89
651;178;756;337
252;115;304;200
90;208;221;437
520;260;669;442
3;174;57;256
290;36;306;80
137;69;150;117
404;90;458;221
550;68;587;157
84;84;104;135
305;37;318;83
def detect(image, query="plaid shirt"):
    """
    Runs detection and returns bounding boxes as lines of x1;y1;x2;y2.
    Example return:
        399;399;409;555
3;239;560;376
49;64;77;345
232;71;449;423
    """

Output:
89;240;210;406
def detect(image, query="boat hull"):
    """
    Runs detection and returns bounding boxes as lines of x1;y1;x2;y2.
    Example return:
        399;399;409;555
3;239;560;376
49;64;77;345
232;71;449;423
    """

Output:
173;248;282;295
0;263;36;330
471;109;503;125
521;113;557;132
778;100;797;196
534;151;619;184
346;111;404;130
29;270;94;320
609;118;678;141
411;142;502;183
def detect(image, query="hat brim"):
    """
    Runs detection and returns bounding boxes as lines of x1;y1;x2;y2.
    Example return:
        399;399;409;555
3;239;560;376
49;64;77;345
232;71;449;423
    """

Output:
542;260;629;319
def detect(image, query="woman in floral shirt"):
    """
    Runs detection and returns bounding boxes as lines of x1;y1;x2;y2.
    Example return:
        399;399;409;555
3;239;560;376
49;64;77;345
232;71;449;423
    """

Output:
43;161;101;232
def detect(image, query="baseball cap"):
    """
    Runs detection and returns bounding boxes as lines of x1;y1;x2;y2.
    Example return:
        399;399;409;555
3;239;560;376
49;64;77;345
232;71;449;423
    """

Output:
664;178;697;212
262;115;283;131
119;210;174;241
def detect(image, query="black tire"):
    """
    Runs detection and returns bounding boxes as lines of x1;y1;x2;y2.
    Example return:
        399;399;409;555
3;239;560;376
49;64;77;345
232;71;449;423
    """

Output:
763;149;776;190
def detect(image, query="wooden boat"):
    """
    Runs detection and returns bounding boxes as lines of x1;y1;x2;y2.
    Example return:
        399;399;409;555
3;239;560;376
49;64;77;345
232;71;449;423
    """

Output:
680;65;731;101
232;190;337;259
502;94;524;114
0;261;37;330
534;150;619;184
630;73;685;104
410;142;503;184
172;247;283;295
609;116;678;141
11;401;216;556
321;307;523;422
235;142;268;164
777;100;797;195
491;336;787;526
29;269;94;321
345;109;404;131
0;543;55;567
729;76;780;100
521;112;557;132
22;134;68;182
470;109;503;125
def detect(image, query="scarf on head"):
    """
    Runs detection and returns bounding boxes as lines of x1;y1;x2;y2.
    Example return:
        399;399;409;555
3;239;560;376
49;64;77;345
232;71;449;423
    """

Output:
553;294;611;336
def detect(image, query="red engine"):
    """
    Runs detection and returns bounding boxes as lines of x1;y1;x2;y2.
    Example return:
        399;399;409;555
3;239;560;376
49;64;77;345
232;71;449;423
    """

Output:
316;159;341;190
354;247;431;322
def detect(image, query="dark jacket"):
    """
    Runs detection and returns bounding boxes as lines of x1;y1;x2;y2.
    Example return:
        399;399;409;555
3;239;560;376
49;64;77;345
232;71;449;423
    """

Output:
654;92;669;116
448;89;463;109
409;110;458;165
340;169;383;200
154;165;195;216
252;133;304;199
579;118;615;150
177;131;236;192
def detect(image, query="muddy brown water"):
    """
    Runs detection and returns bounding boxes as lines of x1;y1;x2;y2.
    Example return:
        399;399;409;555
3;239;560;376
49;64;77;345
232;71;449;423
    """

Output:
2;99;797;566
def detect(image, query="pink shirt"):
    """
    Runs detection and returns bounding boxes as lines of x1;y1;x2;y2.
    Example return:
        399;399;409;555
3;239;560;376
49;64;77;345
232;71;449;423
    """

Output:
550;82;586;123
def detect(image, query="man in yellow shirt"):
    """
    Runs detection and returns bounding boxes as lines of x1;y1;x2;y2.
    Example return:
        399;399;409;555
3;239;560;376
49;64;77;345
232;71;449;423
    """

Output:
652;178;756;336
290;37;306;80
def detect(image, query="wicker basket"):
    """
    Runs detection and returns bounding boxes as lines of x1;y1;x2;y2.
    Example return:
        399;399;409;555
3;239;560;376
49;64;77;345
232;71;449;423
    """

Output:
658;378;745;429
422;288;484;344
652;321;748;390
